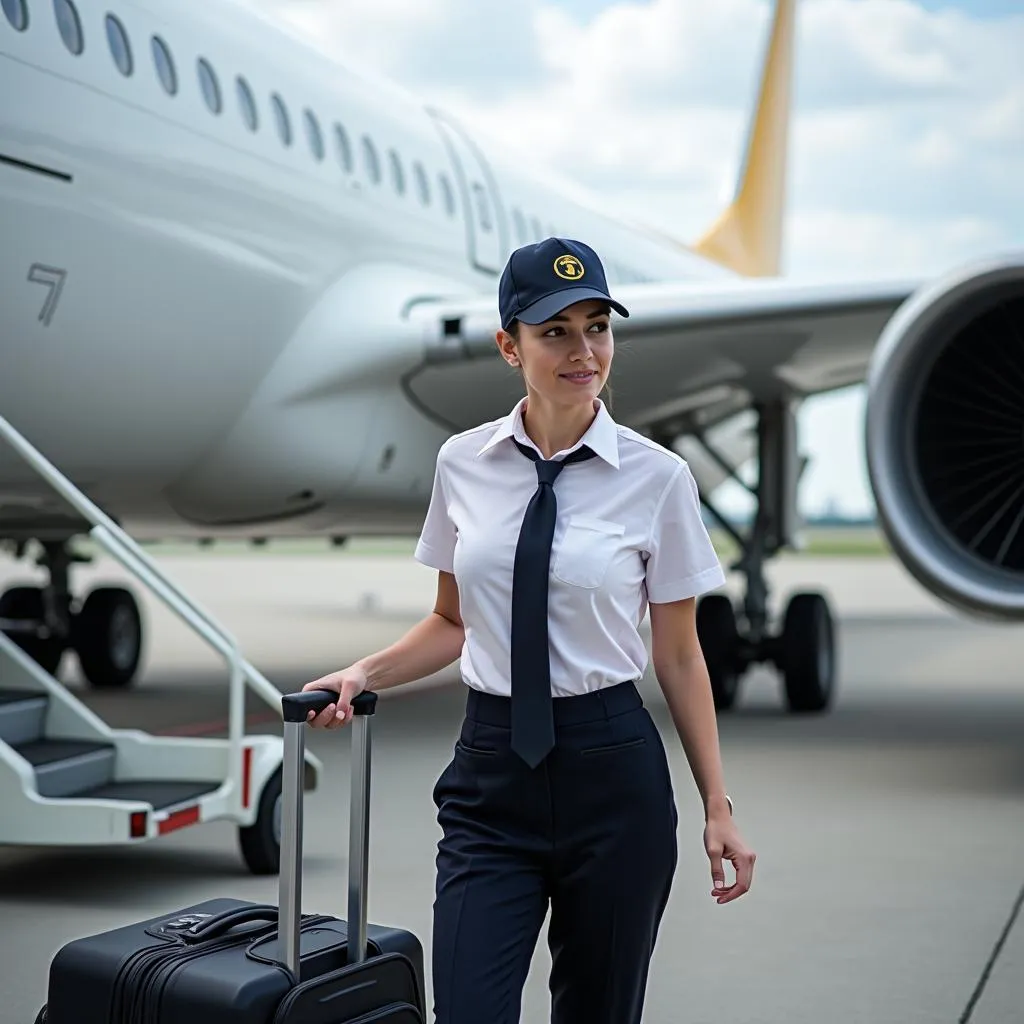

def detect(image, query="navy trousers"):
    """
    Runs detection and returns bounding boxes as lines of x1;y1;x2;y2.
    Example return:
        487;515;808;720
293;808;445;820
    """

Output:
431;680;679;1024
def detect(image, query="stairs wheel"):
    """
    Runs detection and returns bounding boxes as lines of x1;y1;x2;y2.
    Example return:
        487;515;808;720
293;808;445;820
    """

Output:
0;586;65;675
239;768;283;875
72;586;143;689
696;594;741;711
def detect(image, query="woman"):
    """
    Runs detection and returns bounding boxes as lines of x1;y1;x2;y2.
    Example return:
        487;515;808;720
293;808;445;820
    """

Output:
303;237;756;1024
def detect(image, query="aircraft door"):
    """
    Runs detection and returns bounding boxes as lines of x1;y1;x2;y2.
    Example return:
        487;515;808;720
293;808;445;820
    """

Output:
429;109;506;275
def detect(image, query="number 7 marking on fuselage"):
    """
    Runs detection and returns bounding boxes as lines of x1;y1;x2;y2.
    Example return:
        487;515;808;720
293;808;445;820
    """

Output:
28;264;67;326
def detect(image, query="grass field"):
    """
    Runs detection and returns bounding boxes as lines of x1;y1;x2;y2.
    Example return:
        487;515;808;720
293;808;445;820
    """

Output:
69;525;890;561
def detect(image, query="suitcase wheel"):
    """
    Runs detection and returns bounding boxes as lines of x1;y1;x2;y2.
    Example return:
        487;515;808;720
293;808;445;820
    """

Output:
33;1006;47;1024
238;767;282;874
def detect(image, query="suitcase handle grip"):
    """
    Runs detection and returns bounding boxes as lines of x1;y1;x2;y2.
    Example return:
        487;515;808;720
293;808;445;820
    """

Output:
281;689;378;722
179;904;279;944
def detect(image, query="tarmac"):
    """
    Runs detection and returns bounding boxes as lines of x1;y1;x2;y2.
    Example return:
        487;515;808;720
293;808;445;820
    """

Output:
1;549;1023;1023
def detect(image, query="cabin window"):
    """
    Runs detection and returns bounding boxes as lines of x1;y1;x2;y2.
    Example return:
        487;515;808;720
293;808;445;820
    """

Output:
105;13;132;76
513;209;527;245
388;149;405;196
304;110;324;162
334;124;353;173
236;76;258;131
413;161;430;206
54;0;83;55
151;36;177;95
2;0;28;32
362;136;381;184
471;183;492;232
197;58;221;114
271;93;292;146
438;173;455;217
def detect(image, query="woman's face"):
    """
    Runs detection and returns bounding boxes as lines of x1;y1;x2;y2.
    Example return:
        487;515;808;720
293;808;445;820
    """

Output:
497;299;614;408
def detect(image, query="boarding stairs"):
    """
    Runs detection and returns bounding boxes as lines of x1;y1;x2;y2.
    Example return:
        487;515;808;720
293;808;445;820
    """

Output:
0;412;322;872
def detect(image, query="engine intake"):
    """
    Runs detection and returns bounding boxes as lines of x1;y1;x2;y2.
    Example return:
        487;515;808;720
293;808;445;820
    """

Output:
866;256;1024;621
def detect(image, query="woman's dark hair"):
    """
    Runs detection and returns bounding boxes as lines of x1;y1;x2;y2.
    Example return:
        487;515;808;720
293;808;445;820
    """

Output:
504;318;613;410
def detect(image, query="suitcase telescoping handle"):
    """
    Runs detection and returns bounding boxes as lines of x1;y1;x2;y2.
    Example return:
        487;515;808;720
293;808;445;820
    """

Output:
280;688;378;979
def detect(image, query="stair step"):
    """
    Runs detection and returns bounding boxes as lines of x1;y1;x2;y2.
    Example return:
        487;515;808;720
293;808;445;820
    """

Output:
0;689;48;746
73;779;220;812
0;690;42;703
15;738;113;767
14;738;116;798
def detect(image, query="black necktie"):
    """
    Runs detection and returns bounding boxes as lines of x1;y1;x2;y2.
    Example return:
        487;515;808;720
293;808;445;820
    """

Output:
510;439;597;767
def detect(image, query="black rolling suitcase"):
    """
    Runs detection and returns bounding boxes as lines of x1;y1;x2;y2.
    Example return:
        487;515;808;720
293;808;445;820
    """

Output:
37;690;426;1023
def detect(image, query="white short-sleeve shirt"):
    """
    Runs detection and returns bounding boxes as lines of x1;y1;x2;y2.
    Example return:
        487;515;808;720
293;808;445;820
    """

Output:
414;397;726;697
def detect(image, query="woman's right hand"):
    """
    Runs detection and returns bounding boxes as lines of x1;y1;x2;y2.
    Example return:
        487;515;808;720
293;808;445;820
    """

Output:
302;664;370;729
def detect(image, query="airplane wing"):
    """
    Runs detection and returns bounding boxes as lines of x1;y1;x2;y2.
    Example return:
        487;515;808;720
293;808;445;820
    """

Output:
404;275;919;437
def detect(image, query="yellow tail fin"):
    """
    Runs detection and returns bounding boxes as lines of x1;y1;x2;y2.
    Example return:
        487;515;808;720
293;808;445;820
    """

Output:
692;0;797;277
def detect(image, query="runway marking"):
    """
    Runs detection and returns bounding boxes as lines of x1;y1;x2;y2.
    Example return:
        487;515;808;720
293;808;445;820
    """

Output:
959;878;1024;1022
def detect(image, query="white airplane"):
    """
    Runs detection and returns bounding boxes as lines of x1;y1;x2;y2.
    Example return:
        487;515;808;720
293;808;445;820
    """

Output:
1;0;1022;714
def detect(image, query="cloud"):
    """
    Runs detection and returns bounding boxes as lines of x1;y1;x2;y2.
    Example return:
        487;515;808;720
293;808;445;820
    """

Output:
786;208;1010;279
247;0;549;99
533;0;770;111
799;0;965;106
248;0;1024;279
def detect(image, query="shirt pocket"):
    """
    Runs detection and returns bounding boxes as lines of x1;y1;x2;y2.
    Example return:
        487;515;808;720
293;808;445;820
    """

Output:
553;514;626;589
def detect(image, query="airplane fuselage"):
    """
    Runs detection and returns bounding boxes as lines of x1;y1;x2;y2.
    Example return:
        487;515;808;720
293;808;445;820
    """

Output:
0;0;729;539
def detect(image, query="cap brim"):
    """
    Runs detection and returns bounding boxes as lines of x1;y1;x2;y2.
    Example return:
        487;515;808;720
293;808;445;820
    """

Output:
513;286;630;326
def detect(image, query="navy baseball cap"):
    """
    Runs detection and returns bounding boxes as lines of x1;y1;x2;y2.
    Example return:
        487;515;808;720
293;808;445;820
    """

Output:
498;238;630;331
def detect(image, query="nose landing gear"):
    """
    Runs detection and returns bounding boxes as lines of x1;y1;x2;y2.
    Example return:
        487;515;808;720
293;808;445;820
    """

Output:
0;539;143;688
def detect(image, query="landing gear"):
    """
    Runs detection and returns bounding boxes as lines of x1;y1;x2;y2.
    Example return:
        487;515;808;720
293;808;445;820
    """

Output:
778;592;835;712
0;539;143;688
696;587;836;713
72;586;143;689
659;398;837;714
696;593;741;710
0;586;64;674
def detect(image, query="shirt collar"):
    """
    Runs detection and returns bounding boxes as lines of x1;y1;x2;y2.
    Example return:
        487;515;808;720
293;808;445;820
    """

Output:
477;397;620;469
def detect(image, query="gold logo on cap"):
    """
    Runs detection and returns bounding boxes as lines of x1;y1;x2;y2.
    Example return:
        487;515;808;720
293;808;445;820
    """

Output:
553;255;585;281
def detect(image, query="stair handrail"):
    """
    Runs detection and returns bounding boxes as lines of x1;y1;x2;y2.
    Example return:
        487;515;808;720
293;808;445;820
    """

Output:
0;411;288;781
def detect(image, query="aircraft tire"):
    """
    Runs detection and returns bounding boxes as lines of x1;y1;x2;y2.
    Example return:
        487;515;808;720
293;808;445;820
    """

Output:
73;586;143;689
0;586;65;675
696;593;741;711
239;767;283;875
780;591;836;713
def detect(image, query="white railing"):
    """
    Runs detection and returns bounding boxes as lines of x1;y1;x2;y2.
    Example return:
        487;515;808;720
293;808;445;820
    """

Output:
0;412;287;786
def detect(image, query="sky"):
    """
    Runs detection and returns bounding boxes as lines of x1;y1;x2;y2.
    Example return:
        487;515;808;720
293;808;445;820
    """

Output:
254;0;1024;518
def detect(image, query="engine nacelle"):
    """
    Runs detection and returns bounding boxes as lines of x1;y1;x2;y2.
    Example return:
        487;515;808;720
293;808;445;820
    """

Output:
865;255;1024;621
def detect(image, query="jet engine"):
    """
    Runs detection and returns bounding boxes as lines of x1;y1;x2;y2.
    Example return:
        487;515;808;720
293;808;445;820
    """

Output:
865;256;1024;621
